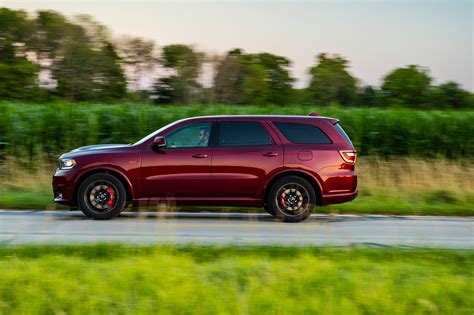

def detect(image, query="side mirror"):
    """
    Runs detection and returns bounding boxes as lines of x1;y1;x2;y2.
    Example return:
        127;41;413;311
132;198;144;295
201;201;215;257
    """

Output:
152;136;166;149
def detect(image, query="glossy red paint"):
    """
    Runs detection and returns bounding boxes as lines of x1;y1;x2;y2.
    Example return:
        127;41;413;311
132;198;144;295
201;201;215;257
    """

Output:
53;115;357;209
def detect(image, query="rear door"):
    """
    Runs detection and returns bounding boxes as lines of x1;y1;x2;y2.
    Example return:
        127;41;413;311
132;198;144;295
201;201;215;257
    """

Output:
210;121;283;198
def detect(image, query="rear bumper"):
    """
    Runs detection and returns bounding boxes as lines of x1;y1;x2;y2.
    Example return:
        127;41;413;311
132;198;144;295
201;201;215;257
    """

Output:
322;190;358;206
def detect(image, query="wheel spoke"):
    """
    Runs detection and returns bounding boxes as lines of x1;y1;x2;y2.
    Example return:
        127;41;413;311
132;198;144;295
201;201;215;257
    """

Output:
276;182;310;215
86;181;118;213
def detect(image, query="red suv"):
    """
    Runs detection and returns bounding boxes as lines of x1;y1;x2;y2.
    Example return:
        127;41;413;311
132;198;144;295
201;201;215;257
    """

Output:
53;114;357;222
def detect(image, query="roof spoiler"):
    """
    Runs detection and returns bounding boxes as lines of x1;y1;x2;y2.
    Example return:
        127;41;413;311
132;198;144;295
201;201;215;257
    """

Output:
308;112;339;124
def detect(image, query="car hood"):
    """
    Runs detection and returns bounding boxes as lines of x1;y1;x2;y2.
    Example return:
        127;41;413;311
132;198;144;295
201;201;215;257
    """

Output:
60;144;131;158
70;144;129;152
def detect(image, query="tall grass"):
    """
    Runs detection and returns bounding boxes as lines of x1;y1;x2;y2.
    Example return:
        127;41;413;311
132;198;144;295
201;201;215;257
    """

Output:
1;157;472;214
329;157;474;215
0;245;472;314
0;102;473;160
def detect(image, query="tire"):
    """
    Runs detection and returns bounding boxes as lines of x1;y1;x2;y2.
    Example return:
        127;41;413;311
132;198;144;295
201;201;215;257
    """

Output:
263;203;276;216
77;173;127;220
267;176;316;223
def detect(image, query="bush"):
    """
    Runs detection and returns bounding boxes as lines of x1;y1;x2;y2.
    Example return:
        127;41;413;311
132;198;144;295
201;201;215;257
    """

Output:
0;102;472;160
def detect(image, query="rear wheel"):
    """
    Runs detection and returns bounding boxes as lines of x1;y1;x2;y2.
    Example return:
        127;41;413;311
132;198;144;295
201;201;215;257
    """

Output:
267;176;316;223
77;173;127;220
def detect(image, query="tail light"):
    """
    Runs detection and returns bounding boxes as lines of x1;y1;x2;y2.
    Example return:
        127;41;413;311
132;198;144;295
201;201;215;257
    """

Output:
339;150;357;164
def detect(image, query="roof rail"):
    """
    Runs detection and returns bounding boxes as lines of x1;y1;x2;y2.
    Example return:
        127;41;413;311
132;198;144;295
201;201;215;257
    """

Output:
308;112;319;116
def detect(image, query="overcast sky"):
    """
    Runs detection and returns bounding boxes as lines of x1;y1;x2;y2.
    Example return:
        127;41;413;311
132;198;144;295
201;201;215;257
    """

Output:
2;0;472;90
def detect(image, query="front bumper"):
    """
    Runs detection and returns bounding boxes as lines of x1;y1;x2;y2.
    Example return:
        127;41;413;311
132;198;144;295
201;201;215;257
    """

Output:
52;169;76;206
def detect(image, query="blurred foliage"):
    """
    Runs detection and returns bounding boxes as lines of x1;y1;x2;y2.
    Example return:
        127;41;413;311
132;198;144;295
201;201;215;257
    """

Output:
0;103;472;161
0;245;472;314
0;58;39;101
116;35;157;91
430;81;473;109
307;53;357;106
381;65;433;108
214;49;294;105
154;44;203;104
1;7;472;107
0;8;126;102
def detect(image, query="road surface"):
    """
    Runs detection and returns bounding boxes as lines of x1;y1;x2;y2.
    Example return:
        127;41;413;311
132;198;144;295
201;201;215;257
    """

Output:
0;210;472;249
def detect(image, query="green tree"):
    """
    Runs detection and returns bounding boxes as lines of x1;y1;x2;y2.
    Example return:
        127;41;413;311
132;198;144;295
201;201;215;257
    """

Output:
213;49;293;105
242;60;268;105
0;59;39;100
356;85;382;107
154;76;176;104
154;44;203;104
307;53;357;106
430;81;472;108
214;49;245;104
255;52;293;105
55;40;126;101
49;14;126;101
381;65;432;108
117;36;157;91
33;10;71;60
0;8;34;46
95;43;127;101
0;8;38;100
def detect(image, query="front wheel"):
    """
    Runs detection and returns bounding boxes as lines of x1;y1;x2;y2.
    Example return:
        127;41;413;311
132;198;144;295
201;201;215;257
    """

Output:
267;176;316;223
77;173;127;220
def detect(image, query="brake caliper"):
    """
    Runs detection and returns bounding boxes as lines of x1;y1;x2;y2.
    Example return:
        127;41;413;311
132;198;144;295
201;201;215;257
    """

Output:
106;187;116;207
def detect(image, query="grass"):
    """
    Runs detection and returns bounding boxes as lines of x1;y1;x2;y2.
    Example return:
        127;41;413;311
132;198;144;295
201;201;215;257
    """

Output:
0;244;472;314
325;157;474;215
0;157;472;215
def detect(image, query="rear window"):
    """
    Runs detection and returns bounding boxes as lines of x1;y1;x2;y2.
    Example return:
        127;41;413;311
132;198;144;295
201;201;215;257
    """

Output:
219;121;273;147
334;123;353;146
273;122;332;144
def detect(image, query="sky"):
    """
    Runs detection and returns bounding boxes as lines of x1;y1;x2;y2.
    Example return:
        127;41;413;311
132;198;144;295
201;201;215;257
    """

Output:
1;0;472;90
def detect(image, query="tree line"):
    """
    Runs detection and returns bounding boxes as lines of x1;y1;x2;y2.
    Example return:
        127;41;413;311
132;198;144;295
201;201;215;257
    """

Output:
0;8;472;108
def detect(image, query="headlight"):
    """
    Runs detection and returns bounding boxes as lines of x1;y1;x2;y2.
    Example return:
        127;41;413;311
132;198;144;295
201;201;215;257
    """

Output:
58;158;76;170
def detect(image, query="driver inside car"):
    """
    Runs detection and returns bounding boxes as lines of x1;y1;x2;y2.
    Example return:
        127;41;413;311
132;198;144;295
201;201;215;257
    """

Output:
198;127;210;147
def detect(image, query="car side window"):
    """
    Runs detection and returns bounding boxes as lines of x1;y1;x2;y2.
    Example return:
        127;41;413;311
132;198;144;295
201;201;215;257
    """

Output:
218;121;273;147
165;122;212;148
273;122;332;144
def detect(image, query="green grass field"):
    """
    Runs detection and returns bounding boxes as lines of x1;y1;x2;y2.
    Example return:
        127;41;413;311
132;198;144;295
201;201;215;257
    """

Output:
0;244;472;314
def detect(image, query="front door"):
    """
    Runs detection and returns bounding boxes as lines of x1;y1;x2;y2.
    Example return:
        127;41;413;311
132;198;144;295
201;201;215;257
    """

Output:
140;122;213;197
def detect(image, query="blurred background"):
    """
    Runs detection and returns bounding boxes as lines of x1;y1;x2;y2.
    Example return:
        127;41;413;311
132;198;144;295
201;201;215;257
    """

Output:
0;1;473;314
0;0;472;215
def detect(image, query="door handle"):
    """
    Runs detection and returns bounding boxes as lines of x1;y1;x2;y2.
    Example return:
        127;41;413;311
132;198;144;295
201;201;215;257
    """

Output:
192;154;208;159
263;152;279;157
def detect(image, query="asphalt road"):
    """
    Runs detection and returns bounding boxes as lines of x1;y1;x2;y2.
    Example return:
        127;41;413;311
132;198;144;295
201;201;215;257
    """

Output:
0;210;472;249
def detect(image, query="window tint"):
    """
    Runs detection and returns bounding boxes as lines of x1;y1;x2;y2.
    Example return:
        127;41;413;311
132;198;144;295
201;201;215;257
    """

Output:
219;122;273;147
335;123;353;146
165;122;212;148
273;122;332;144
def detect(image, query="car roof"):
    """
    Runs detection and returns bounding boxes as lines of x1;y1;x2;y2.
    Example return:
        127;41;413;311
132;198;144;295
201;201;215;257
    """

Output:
182;115;339;124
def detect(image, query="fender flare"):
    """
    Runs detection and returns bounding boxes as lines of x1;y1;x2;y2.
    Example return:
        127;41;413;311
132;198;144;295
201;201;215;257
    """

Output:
263;169;324;206
72;165;135;203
